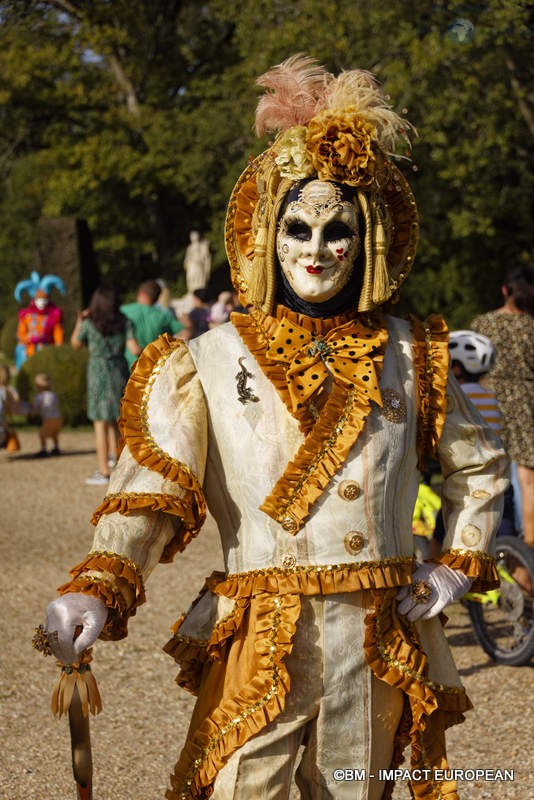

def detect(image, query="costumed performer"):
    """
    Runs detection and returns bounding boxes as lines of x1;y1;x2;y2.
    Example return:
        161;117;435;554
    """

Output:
14;271;66;369
38;55;507;800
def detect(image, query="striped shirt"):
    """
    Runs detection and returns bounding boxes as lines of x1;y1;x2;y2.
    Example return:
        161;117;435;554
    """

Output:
461;381;502;435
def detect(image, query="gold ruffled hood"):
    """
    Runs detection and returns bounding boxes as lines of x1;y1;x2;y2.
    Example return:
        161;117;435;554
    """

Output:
225;54;419;314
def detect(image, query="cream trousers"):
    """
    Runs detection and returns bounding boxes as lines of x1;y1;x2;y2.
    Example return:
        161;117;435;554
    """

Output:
212;593;403;800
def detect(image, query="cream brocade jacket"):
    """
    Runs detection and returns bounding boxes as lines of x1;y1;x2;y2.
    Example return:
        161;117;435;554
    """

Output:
60;307;507;800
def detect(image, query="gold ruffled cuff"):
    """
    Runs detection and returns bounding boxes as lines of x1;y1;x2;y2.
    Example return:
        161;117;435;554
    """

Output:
431;548;499;592
90;492;202;562
410;314;449;471
57;551;146;640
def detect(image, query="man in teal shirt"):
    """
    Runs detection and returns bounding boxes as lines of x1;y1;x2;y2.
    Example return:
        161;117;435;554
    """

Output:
121;279;183;368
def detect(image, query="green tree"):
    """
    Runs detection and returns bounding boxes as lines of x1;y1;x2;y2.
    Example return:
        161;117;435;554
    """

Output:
209;0;534;326
0;0;532;331
0;0;241;310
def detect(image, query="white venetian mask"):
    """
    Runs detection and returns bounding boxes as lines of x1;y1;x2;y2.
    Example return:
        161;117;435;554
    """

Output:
276;180;360;304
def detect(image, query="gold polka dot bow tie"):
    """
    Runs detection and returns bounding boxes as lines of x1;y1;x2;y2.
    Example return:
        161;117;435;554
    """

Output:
266;316;388;412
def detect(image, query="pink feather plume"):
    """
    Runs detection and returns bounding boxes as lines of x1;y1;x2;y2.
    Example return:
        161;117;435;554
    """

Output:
255;54;331;136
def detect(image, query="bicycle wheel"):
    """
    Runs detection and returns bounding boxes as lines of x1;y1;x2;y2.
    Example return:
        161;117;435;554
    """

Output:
467;536;534;666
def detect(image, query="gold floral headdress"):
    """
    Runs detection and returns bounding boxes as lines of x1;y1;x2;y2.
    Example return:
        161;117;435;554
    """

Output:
225;54;419;313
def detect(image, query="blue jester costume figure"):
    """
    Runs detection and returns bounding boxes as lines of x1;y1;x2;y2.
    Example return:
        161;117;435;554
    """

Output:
14;271;66;369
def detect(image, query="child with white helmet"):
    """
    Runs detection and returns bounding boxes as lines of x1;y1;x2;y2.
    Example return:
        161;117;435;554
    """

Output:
448;330;501;433
429;330;516;556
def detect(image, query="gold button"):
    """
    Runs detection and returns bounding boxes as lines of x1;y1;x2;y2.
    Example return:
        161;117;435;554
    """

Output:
338;480;361;501
344;531;365;555
461;524;482;547
471;489;490;500
280;515;297;533
281;553;297;569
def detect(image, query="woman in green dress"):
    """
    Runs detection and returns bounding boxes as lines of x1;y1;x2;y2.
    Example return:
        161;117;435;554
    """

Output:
71;286;140;485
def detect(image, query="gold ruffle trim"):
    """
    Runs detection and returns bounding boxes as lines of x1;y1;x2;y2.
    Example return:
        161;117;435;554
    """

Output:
165;576;469;800
211;557;413;599
233;171;258;262
410;314;449;471
51;649;102;718
432;548;499;593
365;590;471;799
165;592;301;800
107;334;206;558
232;307;387;532
90;492;201;562
164;558;414;698
58;551;146;640
163;573;250;696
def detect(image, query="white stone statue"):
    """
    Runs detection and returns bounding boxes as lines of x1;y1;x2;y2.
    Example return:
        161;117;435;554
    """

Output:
184;230;211;293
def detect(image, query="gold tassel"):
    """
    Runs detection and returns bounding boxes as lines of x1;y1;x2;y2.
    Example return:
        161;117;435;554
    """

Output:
356;190;375;311
248;224;269;307
371;197;391;306
51;649;102;718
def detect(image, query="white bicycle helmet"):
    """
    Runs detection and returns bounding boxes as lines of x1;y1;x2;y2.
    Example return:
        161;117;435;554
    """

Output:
448;330;496;375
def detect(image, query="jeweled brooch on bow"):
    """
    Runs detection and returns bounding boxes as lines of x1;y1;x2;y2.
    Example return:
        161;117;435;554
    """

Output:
307;337;332;360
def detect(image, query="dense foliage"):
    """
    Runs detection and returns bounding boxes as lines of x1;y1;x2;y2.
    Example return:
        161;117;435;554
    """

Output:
0;0;532;330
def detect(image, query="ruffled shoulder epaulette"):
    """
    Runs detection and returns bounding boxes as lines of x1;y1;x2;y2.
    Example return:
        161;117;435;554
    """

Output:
409;314;449;470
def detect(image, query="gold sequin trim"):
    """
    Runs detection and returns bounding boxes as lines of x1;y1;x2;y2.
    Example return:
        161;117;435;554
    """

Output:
73;573;129;613
139;346;199;485
88;549;142;577
118;336;205;519
275;387;356;524
177;596;285;799
101;491;184;502
410;315;449;471
225;556;412;581
416;730;446;800
375;611;464;696
443;548;494;561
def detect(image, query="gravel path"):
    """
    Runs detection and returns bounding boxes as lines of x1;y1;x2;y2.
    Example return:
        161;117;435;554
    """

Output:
1;429;532;799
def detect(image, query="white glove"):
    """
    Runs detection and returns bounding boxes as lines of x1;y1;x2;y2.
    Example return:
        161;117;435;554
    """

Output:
397;563;472;622
45;593;108;664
